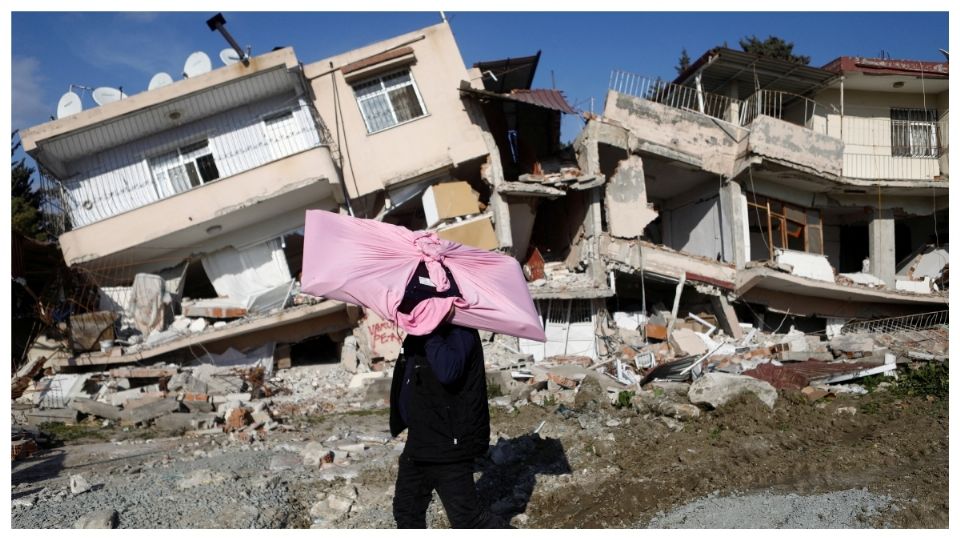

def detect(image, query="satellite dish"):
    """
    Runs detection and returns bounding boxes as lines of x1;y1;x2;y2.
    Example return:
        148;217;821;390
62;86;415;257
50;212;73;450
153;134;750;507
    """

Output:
92;87;128;106
148;72;174;90
183;51;212;78
56;91;82;119
219;48;242;66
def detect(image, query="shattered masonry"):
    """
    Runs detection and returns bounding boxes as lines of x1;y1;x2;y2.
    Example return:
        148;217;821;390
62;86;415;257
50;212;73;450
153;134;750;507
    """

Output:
12;25;948;466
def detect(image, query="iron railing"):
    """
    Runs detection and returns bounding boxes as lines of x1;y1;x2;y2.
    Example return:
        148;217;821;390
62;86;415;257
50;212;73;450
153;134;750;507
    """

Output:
740;89;826;133
840;310;948;335
609;70;740;121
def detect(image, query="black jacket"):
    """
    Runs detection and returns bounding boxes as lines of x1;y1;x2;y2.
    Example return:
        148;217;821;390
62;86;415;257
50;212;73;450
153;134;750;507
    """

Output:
390;324;490;463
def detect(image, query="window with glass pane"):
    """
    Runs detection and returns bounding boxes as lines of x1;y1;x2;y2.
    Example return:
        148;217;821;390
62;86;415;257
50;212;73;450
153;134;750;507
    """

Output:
352;69;427;133
149;139;219;197
891;108;939;158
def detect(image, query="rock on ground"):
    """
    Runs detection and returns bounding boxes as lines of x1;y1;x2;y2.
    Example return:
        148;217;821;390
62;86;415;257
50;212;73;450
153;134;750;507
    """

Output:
74;509;118;529
688;372;778;409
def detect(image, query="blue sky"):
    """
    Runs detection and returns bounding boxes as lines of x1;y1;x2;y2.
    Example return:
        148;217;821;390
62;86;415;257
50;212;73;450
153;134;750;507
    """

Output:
12;11;949;146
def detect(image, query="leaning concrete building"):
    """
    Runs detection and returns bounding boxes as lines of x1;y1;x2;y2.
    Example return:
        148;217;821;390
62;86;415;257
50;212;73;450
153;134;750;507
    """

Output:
574;48;947;338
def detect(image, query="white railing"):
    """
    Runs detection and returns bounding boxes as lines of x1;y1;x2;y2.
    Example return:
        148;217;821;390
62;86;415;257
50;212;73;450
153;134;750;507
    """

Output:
740;89;828;134
841;310;948;335
609;70;740;121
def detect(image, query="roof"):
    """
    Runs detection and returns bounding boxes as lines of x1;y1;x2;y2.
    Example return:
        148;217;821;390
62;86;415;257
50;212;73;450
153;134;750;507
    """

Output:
473;51;541;93
821;56;949;78
460;86;577;114
674;47;838;99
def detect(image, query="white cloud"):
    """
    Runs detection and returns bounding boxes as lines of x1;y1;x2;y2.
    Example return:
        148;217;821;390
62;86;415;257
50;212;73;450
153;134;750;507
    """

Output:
11;56;51;131
76;20;193;79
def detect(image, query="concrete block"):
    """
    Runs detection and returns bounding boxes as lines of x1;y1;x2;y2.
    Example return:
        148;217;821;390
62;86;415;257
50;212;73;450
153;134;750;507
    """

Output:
26;407;79;425
669;328;708;356
123;392;167;410
363;377;392;403
155;412;218;431
69;398;121;420
775;249;835;282
688;372;777;409
120;398;180;425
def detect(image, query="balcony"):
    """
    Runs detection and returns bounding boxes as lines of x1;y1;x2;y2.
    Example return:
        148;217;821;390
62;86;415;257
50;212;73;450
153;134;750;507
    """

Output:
58;145;340;279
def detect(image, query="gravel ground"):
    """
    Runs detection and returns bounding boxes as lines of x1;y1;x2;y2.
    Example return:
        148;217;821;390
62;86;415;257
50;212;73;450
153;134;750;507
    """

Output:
11;373;948;529
645;488;896;528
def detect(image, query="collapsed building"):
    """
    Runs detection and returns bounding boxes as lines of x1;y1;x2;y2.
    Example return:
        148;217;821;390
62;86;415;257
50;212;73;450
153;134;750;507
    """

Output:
13;23;949;431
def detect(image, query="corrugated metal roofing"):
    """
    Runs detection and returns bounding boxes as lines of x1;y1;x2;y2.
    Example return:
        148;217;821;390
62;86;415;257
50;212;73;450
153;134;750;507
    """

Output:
675;47;838;99
460;87;577;114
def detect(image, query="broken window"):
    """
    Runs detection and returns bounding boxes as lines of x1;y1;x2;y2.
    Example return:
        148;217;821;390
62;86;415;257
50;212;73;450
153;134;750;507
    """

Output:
149;139;220;196
747;193;823;259
352;69;427;134
890;108;940;158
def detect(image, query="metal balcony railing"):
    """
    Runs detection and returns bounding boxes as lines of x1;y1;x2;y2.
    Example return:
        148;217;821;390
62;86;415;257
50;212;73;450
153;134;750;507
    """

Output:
840;310;948;335
609;70;740;121
739;89;827;133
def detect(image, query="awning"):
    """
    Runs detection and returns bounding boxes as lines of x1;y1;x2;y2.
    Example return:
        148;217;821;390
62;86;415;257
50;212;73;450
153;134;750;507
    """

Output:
473;51;541;92
674;47;838;99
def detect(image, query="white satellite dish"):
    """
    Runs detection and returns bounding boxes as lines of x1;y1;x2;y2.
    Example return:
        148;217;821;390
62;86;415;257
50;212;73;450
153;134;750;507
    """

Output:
56;91;83;119
183;51;212;78
92;87;128;106
219;48;242;66
148;72;174;90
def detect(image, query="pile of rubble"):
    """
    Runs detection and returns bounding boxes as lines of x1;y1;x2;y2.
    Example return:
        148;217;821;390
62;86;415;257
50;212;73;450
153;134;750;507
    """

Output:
480;307;948;415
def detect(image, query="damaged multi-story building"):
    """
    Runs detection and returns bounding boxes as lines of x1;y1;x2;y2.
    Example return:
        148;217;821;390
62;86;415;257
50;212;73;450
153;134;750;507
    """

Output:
17;19;590;374
573;47;948;342
16;19;949;385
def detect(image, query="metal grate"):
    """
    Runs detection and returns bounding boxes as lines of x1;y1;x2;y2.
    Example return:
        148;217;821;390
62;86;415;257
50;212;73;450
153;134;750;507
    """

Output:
840;310;948;335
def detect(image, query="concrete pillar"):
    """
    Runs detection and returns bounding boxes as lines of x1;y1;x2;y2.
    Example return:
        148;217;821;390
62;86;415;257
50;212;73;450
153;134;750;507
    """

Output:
868;208;896;287
725;80;740;124
464;99;513;251
718;180;748;269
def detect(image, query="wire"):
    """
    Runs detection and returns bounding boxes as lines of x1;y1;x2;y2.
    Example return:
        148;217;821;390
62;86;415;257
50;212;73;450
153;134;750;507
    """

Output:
748;167;770;253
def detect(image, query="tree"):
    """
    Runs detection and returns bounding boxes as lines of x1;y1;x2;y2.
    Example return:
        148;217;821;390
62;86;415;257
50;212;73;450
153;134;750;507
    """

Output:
739;35;811;65
675;48;691;75
11;132;47;242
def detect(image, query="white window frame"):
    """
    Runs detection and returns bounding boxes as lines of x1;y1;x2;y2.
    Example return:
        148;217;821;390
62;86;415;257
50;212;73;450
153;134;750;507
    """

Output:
148;138;220;197
351;68;428;134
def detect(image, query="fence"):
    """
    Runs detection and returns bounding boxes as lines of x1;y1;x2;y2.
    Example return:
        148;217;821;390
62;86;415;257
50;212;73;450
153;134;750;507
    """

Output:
739;89;827;133
609;70;739;121
840;310;948;335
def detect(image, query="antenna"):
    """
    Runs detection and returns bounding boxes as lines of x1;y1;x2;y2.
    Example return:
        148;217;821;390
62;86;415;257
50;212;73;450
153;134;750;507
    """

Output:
440;11;447;22
183;51;212;78
92;87;128;106
939;49;949;59
206;13;250;66
148;72;174;90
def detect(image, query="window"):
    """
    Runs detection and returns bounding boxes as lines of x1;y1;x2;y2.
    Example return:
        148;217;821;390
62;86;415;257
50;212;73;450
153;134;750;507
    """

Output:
149;139;220;196
352;69;427;133
747;193;823;259
891;108;940;158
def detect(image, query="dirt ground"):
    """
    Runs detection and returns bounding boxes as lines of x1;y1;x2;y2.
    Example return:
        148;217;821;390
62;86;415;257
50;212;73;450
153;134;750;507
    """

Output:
11;382;948;528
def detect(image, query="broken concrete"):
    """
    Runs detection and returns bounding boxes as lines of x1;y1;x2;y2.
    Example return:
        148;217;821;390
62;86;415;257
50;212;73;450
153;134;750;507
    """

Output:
606;155;658;238
688;372;778;409
68;398;121;421
119;398;180;425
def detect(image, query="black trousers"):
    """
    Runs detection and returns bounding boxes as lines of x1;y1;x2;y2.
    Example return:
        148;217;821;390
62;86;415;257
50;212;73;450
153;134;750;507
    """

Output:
393;454;506;529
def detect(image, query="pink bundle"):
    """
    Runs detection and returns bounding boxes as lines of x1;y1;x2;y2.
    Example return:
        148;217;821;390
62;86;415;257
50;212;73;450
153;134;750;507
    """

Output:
301;210;546;341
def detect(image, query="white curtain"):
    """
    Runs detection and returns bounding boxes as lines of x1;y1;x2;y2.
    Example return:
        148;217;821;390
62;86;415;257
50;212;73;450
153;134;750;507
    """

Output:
201;238;292;307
